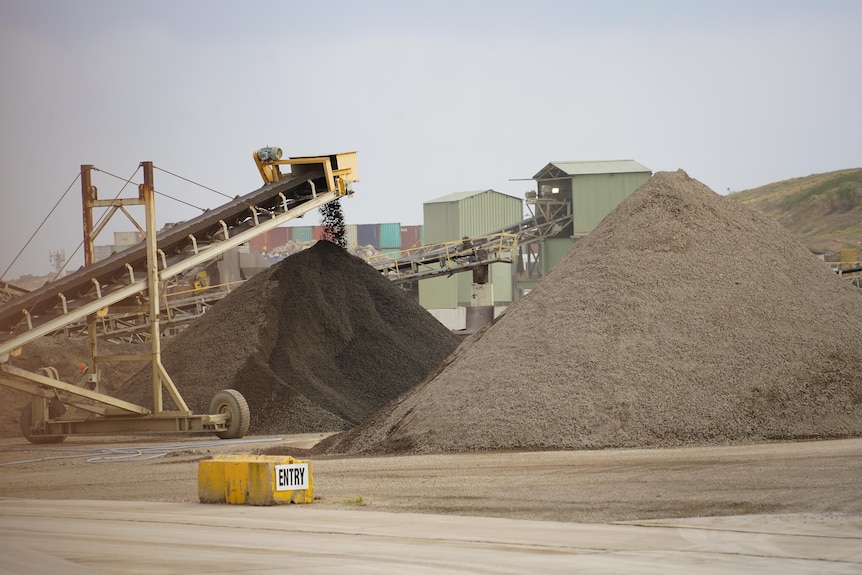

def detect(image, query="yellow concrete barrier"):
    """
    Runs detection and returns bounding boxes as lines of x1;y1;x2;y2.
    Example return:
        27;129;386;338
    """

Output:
198;454;313;505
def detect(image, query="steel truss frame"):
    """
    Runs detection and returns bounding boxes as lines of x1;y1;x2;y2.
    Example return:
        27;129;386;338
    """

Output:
0;151;358;442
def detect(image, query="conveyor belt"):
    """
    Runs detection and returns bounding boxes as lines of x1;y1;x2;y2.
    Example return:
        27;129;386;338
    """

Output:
0;282;28;304
0;169;325;341
373;207;573;284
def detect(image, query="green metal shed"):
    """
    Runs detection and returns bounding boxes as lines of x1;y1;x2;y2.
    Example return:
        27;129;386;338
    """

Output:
513;160;652;298
533;159;652;238
420;189;523;309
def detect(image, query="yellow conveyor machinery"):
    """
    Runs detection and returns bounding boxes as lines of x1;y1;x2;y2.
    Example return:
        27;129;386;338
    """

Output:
0;150;358;443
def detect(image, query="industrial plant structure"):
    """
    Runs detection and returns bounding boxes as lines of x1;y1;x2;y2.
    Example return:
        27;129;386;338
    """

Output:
90;158;652;330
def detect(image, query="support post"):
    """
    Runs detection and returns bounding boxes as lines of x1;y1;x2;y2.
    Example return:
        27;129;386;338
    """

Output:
141;162;190;415
81;164;99;385
81;165;96;266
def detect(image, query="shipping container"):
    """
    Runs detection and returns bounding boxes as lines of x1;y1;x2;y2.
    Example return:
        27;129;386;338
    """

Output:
94;245;114;262
250;234;267;253
380;248;401;259
268;227;291;249
313;225;326;241
379;223;401;248
114;231;142;246
345;224;358;247
400;225;423;249
357;223;379;248
292;225;314;243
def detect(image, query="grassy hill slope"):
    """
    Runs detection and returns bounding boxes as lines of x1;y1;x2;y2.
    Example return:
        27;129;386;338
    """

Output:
728;168;862;260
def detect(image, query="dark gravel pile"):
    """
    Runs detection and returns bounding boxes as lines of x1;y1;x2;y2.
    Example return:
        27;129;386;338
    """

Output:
117;240;461;435
320;170;862;455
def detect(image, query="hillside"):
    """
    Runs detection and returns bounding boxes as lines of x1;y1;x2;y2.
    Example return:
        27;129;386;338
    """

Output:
729;168;862;259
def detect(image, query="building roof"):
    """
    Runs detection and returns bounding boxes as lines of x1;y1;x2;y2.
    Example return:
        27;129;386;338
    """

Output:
425;189;521;204
533;159;651;180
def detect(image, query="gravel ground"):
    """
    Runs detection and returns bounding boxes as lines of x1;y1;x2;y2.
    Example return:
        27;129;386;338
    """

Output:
1;434;861;524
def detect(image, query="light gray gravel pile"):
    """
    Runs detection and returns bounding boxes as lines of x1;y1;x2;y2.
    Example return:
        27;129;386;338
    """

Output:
320;170;862;455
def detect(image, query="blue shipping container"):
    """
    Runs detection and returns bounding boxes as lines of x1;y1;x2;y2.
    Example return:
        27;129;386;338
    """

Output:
292;226;314;242
357;223;379;248
379;223;402;248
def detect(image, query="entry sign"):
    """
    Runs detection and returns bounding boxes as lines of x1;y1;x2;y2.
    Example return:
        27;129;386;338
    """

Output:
275;463;309;491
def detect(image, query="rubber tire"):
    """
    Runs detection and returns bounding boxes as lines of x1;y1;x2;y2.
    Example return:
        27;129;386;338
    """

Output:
20;401;67;444
210;389;250;439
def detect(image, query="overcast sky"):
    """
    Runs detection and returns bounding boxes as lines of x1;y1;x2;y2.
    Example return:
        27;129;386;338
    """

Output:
1;0;859;278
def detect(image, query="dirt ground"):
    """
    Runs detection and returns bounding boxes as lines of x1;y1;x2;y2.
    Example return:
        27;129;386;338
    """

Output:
1;433;861;524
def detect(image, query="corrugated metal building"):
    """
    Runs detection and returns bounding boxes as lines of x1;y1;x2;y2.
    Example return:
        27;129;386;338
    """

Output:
533;159;651;239
419;189;523;309
516;159;652;294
